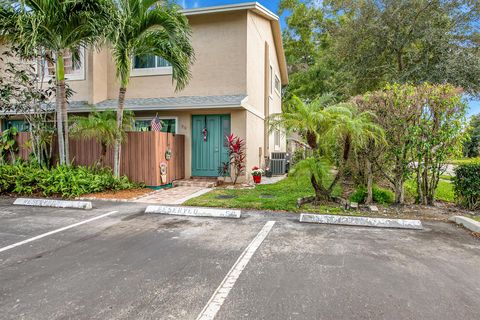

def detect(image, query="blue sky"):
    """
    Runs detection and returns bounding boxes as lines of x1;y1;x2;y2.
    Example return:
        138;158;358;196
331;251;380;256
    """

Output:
178;0;480;117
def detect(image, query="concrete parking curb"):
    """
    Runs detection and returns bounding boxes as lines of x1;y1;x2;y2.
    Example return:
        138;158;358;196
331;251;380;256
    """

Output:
145;205;241;218
449;216;480;233
299;213;423;230
13;198;93;210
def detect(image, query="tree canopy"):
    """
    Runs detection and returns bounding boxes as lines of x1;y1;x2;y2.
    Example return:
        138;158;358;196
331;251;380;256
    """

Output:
280;0;480;99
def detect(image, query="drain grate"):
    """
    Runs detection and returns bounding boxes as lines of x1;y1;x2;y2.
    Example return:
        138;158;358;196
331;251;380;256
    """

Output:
216;195;237;199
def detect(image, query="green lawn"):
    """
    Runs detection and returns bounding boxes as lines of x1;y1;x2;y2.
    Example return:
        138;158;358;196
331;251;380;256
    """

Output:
405;179;455;203
446;157;480;165
184;175;343;213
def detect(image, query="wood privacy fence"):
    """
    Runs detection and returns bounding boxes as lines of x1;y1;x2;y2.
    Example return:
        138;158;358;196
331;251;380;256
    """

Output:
15;132;185;186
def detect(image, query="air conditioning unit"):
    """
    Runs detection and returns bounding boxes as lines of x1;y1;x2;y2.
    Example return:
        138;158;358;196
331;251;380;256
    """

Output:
270;152;287;175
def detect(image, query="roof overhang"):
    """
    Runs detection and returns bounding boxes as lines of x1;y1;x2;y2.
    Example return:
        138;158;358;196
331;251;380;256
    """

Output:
183;2;288;85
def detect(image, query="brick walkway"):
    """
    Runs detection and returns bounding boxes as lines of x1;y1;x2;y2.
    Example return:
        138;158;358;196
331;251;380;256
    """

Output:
134;186;211;205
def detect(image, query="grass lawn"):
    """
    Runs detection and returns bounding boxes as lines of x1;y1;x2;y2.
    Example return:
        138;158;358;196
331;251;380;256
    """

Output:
447;157;480;165
184;175;343;213
405;179;455;203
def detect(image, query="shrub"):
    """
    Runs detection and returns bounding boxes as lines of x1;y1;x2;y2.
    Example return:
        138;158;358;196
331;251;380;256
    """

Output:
0;162;137;198
349;185;394;205
453;164;480;210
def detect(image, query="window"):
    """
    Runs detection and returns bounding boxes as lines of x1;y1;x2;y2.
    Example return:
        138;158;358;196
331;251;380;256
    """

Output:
133;117;177;133
131;55;172;76
42;49;85;81
274;129;281;150
2;119;30;132
274;75;281;95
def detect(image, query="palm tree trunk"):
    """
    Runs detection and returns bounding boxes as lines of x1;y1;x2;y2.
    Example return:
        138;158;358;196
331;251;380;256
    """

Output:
55;52;66;165
114;87;127;177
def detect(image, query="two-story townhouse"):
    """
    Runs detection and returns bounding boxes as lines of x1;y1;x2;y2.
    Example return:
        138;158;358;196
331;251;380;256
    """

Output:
1;2;288;181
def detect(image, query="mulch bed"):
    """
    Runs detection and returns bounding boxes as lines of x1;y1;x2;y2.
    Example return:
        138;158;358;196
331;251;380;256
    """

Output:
80;188;154;200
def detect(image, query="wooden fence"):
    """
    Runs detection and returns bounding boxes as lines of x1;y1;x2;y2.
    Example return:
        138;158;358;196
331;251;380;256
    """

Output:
15;132;185;186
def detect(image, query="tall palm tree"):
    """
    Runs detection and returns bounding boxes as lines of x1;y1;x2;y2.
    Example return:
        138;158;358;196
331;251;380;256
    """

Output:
70;109;133;167
108;0;194;177
2;0;110;165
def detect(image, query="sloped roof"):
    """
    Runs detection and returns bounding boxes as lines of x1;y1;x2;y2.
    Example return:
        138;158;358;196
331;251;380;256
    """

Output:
69;95;248;112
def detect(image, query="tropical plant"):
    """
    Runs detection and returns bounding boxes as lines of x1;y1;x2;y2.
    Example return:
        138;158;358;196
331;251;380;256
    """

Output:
226;134;246;185
2;0;112;165
0;162;137;198
0;46;55;166
0;126;18;164
70;109;133;166
273;95;384;204
107;0;194;177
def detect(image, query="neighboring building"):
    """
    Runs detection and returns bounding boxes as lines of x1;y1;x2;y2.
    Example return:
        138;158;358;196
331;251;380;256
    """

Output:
1;2;288;181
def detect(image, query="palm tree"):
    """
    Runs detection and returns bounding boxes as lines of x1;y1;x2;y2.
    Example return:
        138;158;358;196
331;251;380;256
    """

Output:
70;109;133;167
272;95;384;203
107;0;194;177
2;0;111;165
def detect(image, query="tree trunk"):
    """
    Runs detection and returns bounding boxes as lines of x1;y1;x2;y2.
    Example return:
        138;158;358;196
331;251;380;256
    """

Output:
394;179;404;204
55;52;66;165
365;158;373;204
305;131;317;149
114;87;127;177
310;174;331;202
100;143;107;167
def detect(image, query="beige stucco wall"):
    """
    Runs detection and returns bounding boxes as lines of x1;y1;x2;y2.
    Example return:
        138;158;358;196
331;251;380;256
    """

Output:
105;11;248;100
244;11;286;173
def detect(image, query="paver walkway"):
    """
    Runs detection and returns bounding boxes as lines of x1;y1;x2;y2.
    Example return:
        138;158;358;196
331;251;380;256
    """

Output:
134;186;211;204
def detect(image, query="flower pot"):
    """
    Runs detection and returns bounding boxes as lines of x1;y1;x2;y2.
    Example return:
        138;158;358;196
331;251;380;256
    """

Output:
253;175;261;184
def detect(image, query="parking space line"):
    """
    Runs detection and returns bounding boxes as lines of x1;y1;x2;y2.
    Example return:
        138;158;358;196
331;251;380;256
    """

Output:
196;220;276;320
0;210;118;254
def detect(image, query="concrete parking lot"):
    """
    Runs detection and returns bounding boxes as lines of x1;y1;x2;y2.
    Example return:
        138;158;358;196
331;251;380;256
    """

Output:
0;197;479;320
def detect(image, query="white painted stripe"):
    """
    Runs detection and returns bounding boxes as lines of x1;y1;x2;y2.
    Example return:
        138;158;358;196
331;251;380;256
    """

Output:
196;221;276;320
0;211;118;254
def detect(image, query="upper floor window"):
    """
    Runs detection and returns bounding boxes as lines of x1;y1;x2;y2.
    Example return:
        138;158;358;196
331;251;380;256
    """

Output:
131;55;172;77
42;48;85;81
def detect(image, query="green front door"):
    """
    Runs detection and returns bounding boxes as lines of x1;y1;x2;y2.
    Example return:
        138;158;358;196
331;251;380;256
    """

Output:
192;115;230;177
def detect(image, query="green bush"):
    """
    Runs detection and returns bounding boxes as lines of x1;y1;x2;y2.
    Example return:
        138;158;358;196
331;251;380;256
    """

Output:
453;164;480;210
0;162;137;198
349;185;394;205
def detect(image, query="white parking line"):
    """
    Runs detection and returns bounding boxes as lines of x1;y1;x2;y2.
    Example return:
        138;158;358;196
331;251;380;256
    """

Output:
196;220;276;320
0;210;118;254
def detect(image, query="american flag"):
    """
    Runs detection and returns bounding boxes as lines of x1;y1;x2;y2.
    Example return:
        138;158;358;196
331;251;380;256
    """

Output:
151;116;163;131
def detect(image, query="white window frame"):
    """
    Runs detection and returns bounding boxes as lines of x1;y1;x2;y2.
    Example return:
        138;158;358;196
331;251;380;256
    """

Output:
133;116;178;134
42;48;86;81
274;74;281;96
131;55;173;77
274;129;281;151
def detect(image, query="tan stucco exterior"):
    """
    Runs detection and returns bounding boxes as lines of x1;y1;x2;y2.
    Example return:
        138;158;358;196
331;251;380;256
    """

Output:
1;3;287;182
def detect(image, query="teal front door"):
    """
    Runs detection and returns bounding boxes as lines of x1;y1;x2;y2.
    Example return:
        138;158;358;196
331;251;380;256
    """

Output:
192;115;230;177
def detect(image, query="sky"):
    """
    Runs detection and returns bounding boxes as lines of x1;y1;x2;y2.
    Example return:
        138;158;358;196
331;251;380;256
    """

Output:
178;0;480;118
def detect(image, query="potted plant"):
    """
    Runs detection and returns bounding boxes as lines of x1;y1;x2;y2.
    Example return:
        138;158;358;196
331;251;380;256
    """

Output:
265;166;273;177
251;166;264;184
